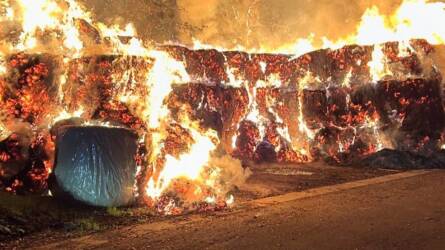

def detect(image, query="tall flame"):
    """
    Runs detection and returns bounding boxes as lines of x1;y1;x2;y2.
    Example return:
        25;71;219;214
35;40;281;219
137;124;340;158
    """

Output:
190;0;445;54
145;125;217;199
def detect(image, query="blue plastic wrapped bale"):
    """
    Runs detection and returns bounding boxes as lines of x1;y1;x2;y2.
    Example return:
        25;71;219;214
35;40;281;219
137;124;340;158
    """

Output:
52;126;138;207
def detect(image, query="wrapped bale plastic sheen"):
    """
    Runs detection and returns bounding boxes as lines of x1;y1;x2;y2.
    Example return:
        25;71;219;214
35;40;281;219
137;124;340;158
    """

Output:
51;126;138;207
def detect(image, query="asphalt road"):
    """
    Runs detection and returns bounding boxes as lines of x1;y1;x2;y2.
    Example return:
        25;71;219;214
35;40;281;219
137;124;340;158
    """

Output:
41;170;445;250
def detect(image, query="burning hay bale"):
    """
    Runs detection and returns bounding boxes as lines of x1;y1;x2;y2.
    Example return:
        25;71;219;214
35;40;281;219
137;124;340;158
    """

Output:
50;126;138;207
0;133;29;188
1;39;444;200
2;53;61;125
376;78;445;149
0;122;52;194
160;39;445;164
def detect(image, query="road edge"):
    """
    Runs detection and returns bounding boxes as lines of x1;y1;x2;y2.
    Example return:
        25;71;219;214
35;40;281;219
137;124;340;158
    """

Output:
249;170;433;206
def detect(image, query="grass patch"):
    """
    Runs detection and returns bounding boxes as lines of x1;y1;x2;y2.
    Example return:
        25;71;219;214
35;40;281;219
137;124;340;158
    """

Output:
106;207;125;217
76;218;101;232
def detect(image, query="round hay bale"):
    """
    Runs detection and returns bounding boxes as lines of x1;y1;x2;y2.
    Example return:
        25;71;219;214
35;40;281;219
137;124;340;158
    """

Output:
51;126;138;207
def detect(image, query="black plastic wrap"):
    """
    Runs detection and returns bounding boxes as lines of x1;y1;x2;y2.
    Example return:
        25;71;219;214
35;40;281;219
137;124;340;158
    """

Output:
52;126;138;207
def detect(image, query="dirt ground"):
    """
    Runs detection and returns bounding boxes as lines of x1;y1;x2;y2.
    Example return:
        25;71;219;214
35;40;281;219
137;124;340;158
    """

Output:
237;162;392;200
39;170;445;250
1;163;392;249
